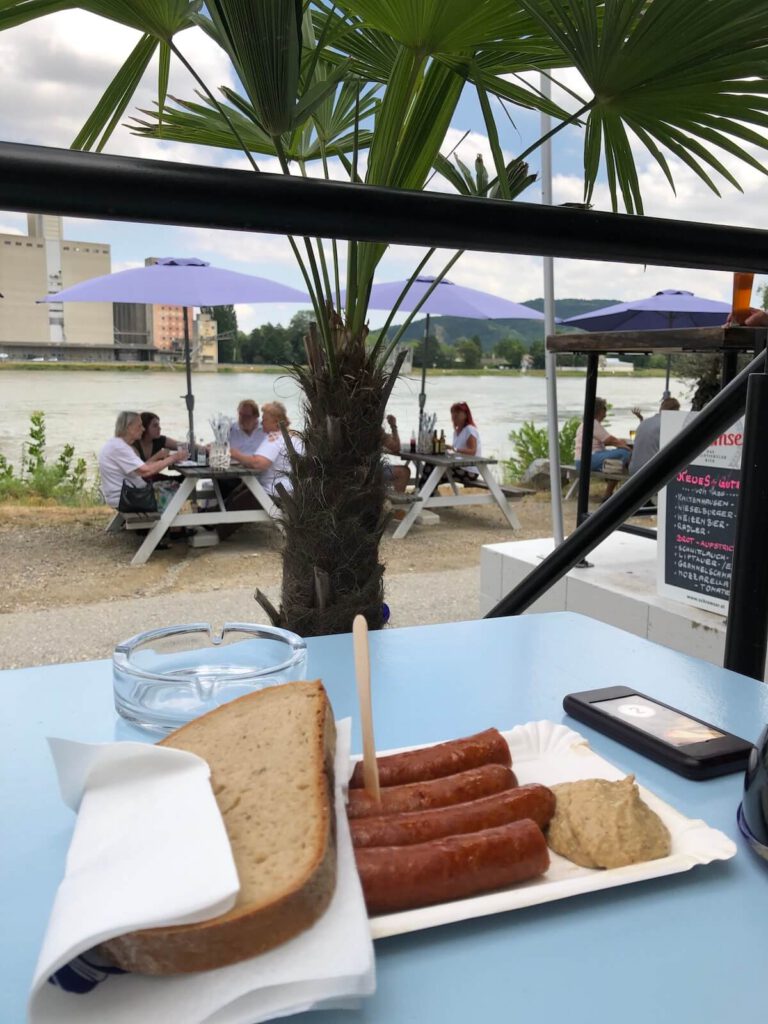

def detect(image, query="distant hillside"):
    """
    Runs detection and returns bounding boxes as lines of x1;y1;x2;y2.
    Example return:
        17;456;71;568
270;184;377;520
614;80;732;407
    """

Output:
383;298;620;350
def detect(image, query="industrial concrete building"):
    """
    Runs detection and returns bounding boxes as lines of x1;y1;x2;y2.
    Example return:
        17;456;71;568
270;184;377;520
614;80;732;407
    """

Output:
0;224;217;363
0;215;113;357
196;310;218;364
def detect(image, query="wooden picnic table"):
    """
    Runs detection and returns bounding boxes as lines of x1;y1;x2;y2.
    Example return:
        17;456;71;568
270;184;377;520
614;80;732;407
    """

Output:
125;462;279;565
394;449;523;539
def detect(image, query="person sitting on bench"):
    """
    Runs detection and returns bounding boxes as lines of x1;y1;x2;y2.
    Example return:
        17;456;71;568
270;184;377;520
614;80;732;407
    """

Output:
382;413;410;494
629;397;681;476
98;410;187;509
220;401;302;539
447;401;483;485
574;397;631;500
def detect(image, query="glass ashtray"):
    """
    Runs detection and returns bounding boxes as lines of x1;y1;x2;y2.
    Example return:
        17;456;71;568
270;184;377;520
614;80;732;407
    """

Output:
113;622;308;732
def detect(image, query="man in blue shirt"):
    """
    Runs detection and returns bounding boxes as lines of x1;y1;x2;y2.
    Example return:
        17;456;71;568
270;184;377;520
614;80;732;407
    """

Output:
228;399;265;455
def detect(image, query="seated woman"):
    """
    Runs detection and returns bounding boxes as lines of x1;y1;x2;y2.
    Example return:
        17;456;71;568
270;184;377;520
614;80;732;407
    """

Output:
381;413;410;493
448;401;483;484
222;402;302;536
98;410;187;509
132;411;182;462
574;396;631;499
132;411;182;482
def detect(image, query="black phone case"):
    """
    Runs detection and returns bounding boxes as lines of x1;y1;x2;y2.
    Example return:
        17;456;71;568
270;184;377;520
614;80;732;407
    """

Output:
563;686;753;781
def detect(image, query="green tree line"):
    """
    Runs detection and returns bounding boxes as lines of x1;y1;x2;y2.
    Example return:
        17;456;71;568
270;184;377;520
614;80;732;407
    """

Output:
204;306;314;366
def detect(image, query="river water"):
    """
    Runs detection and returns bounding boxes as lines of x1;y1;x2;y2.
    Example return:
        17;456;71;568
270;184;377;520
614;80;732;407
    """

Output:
0;369;687;471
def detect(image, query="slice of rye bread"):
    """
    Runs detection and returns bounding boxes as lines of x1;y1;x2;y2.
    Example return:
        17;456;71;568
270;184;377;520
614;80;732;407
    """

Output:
100;680;337;974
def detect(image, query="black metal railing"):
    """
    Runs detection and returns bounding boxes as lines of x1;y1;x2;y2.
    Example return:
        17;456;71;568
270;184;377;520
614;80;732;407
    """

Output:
2;141;768;272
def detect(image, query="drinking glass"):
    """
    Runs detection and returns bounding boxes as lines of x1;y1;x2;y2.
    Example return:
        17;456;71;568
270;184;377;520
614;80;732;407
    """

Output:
732;272;755;324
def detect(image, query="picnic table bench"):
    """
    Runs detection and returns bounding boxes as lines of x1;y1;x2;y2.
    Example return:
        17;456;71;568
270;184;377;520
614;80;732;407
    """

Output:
462;479;535;500
561;462;627;500
105;510;162;534
395;449;522;539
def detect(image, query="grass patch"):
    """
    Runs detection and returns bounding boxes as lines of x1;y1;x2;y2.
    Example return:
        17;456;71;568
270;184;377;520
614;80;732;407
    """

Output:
0;411;102;506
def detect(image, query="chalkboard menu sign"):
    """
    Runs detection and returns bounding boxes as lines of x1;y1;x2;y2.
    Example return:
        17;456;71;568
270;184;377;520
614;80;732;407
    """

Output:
657;412;743;616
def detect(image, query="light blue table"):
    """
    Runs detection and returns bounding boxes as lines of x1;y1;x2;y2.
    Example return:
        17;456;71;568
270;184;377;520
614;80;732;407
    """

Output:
3;613;768;1024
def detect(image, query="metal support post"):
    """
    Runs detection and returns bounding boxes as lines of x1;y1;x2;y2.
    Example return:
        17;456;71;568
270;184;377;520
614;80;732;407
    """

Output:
723;370;768;680
577;353;599;525
721;350;739;390
418;313;430;435
182;307;195;446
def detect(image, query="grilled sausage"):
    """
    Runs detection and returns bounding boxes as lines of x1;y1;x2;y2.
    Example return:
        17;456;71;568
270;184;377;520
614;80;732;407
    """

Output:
350;784;555;847
347;764;517;819
355;820;550;914
349;728;511;789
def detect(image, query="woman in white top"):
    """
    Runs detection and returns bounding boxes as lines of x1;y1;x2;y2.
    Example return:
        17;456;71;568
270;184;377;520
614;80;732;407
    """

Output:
230;401;302;496
97;410;187;508
449;401;482;480
222;401;303;538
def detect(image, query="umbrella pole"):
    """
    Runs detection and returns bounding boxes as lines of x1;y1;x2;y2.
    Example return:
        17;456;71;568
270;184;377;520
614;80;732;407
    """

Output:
418;313;429;434
662;312;672;399
541;73;564;545
182;306;195;447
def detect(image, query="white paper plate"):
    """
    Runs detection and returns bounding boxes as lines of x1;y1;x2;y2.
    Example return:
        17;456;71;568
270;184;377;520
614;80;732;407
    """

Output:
352;721;736;940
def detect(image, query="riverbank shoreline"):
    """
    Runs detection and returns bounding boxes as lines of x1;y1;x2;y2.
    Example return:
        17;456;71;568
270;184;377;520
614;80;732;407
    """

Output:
0;360;670;378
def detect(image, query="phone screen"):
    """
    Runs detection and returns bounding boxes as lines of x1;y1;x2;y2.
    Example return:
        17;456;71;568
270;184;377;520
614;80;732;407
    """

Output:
592;695;725;747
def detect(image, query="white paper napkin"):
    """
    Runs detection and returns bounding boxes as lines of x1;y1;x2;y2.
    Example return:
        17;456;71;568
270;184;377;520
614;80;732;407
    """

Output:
29;718;374;1024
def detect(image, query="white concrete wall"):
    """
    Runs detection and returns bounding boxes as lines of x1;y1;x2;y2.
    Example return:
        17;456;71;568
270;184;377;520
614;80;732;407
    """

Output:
481;534;740;676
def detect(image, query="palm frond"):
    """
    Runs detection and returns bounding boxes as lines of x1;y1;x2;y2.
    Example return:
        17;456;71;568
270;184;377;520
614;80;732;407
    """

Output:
519;0;768;212
339;0;551;55
131;87;375;162
72;33;158;151
130;95;277;153
205;0;302;137
81;0;200;39
0;0;200;150
311;5;400;83
0;0;74;30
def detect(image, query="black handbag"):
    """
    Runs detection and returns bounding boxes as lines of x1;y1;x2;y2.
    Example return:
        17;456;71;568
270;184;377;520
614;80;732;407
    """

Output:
118;479;158;514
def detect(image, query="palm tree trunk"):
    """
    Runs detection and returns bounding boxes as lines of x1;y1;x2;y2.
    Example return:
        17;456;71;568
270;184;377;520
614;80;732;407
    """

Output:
259;323;404;636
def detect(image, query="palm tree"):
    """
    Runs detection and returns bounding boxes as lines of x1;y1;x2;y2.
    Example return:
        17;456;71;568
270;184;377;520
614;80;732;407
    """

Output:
4;0;768;633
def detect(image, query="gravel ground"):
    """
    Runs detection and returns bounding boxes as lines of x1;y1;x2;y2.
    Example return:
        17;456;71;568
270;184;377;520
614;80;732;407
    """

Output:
0;492;580;669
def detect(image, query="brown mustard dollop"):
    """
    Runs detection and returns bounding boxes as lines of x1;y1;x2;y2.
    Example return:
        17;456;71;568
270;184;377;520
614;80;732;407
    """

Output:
547;775;671;869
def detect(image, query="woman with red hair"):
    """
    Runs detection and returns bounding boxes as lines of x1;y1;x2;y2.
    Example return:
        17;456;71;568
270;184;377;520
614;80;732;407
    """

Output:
449;401;482;481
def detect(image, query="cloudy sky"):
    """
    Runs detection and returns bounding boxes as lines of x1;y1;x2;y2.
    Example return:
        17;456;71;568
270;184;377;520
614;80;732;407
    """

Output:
1;11;767;332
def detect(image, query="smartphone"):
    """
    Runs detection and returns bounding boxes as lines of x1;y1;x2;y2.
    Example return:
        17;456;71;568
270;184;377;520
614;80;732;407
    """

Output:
563;686;753;780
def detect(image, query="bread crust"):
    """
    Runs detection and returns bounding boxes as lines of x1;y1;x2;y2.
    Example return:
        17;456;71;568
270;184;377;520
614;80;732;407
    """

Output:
100;681;337;974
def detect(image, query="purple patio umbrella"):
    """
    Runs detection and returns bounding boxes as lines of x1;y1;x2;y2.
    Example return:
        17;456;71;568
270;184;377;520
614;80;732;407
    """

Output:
353;275;546;425
560;289;731;332
561;289;732;396
361;275;548;320
41;257;310;444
